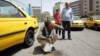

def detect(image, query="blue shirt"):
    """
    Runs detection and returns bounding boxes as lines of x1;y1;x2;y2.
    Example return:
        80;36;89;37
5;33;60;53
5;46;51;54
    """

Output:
61;7;73;21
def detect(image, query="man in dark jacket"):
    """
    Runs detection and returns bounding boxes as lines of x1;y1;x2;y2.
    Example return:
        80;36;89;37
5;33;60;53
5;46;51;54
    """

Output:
37;20;63;52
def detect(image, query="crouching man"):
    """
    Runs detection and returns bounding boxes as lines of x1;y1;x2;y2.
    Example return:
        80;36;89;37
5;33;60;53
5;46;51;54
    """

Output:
37;20;63;52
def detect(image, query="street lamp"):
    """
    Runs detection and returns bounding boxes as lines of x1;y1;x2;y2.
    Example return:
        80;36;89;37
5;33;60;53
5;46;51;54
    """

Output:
41;0;43;22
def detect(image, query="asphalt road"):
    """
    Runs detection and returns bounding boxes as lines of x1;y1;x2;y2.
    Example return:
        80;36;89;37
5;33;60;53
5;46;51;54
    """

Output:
1;23;100;56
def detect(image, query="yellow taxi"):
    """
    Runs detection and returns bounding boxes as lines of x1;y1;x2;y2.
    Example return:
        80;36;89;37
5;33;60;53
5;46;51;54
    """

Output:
0;0;38;51
84;16;100;30
71;16;84;30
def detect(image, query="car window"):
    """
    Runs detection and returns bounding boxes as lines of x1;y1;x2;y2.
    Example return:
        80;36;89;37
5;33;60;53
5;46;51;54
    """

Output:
0;1;25;18
73;16;80;20
93;16;100;20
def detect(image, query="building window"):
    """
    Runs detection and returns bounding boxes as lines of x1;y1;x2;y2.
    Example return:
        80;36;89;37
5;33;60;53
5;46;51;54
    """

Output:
96;1;99;4
89;0;93;11
85;7;87;9
84;0;86;2
84;11;87;13
96;9;99;12
96;5;99;8
85;4;87;6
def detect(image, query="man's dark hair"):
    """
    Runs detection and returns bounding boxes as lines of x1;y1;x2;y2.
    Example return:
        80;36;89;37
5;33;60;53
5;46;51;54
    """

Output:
56;9;59;12
45;20;51;27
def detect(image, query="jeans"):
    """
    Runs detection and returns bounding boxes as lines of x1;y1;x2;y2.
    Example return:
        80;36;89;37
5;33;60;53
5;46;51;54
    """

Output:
62;21;71;39
55;24;61;35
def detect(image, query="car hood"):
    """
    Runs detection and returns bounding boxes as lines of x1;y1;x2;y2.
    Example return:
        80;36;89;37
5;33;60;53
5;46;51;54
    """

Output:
72;20;83;23
95;20;100;24
95;20;100;22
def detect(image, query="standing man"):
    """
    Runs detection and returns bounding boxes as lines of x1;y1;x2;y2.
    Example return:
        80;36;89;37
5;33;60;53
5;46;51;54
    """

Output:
54;9;61;35
61;2;73;40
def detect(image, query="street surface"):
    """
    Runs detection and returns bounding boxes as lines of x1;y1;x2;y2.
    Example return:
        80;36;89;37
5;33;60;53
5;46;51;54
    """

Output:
1;23;100;56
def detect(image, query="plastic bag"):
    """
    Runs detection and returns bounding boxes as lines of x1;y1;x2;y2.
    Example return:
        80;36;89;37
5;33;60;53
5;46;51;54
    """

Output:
43;43;53;52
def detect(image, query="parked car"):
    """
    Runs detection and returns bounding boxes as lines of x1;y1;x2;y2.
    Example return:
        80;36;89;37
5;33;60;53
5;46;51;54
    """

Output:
84;15;100;30
81;18;87;22
71;16;84;30
0;0;38;51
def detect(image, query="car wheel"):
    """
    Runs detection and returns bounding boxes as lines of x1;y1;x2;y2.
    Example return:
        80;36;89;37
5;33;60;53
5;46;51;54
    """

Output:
94;24;98;30
24;30;34;47
80;28;84;31
84;23;87;28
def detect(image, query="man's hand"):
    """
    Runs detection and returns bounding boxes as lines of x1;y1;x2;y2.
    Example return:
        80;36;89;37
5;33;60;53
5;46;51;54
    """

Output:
47;37;53;44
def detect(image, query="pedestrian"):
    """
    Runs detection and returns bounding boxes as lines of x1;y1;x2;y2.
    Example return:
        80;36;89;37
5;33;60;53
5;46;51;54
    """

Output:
54;9;61;36
37;20;63;52
61;2;73;40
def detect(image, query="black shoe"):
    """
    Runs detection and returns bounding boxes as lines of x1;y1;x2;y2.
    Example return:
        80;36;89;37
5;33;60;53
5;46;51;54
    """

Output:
52;47;56;51
59;33;61;36
68;38;72;40
62;36;65;39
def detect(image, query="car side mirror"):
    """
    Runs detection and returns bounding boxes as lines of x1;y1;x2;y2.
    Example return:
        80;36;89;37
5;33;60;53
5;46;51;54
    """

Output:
31;15;37;18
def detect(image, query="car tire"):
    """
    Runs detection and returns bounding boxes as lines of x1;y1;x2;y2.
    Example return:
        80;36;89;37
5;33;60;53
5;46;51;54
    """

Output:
94;24;98;30
84;23;87;28
80;28;84;31
24;30;34;47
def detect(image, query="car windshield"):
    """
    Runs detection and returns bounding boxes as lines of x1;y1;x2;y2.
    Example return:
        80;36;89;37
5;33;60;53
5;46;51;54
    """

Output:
0;1;25;18
93;16;100;20
73;16;80;20
0;1;11;17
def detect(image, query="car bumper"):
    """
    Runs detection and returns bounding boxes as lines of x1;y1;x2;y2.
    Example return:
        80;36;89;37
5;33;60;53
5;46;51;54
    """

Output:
34;26;39;33
71;24;84;28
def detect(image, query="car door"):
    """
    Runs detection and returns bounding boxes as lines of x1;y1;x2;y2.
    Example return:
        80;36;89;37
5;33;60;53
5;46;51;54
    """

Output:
0;1;27;51
86;17;93;27
85;18;90;26
88;17;94;27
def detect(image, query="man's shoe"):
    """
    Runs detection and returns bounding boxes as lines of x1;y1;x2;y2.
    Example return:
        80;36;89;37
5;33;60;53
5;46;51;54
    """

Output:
68;38;72;40
52;47;56;51
62;36;65;39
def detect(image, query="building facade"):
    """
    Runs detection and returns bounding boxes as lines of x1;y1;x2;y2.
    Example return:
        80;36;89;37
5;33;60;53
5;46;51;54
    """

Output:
32;6;41;21
70;1;80;16
80;0;100;17
53;2;64;15
42;11;50;21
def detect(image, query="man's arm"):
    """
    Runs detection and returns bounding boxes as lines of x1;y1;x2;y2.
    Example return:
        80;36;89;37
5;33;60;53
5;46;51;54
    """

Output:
37;23;46;39
70;8;73;21
61;8;64;20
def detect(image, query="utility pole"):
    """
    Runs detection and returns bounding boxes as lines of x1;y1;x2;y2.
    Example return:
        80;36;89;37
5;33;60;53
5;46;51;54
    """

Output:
41;0;43;22
29;3;31;15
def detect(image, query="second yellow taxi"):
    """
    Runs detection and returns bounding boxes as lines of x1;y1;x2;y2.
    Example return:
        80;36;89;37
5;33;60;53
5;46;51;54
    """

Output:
71;16;84;30
84;15;100;30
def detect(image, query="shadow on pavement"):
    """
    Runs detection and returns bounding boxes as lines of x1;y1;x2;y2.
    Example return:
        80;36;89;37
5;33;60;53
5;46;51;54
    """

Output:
58;39;67;40
0;44;23;56
47;50;68;56
85;28;100;32
33;46;68;56
33;46;45;55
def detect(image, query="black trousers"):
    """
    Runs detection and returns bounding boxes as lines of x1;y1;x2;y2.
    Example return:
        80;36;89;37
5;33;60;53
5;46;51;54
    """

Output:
62;21;71;39
55;24;61;35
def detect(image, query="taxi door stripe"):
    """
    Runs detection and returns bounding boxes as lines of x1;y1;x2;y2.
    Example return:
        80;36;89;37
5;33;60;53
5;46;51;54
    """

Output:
0;30;25;37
